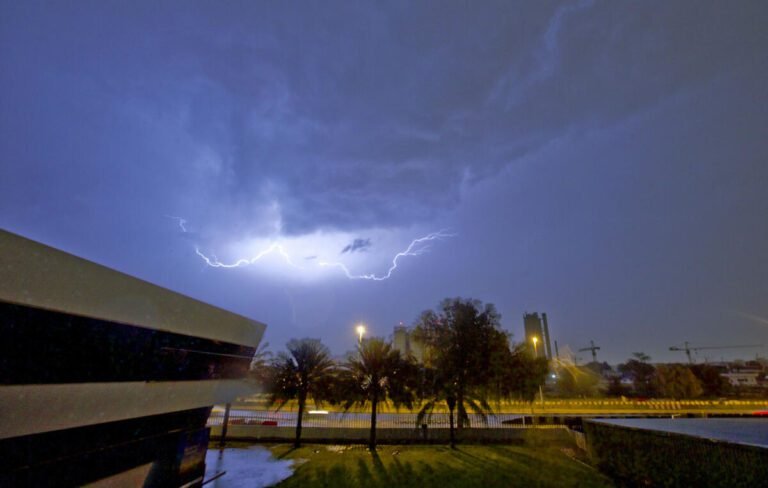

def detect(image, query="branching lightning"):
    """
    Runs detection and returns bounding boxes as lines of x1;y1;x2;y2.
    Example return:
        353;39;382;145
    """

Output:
195;243;302;269
318;230;454;280
193;230;454;281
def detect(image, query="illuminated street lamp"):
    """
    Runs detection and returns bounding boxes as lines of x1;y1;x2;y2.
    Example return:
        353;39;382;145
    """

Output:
356;324;366;345
531;336;544;406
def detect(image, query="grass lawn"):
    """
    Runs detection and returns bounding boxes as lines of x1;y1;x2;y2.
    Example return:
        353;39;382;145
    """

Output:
269;444;614;488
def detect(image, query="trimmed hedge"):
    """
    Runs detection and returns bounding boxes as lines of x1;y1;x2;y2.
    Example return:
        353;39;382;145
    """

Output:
584;421;768;487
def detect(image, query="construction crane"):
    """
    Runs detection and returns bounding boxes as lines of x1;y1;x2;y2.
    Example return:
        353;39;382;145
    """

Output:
668;342;763;364
578;340;601;363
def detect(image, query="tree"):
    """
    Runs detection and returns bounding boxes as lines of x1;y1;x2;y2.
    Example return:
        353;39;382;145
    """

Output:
585;361;613;377
249;341;273;388
605;376;629;397
413;298;507;447
654;364;703;399
618;352;658;397
416;363;494;449
496;343;549;403
690;364;731;397
268;338;336;448
337;338;417;451
556;364;601;398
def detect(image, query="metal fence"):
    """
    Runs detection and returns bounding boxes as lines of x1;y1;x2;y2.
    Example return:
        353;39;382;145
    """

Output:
207;408;567;429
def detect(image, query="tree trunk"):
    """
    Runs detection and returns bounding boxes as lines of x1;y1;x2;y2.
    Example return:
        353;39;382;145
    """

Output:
369;392;378;451
447;398;456;449
456;390;464;433
295;391;306;448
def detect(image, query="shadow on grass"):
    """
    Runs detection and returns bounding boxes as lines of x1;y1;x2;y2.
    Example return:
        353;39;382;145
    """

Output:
276;447;299;460
273;445;613;488
356;457;373;485
370;450;394;485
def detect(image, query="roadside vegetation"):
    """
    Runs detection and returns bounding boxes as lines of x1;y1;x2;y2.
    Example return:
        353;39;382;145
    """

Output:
254;297;549;450
335;338;418;450
249;296;766;450
266;339;336;447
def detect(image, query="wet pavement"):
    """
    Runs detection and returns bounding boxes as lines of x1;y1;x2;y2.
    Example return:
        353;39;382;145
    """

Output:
204;446;301;487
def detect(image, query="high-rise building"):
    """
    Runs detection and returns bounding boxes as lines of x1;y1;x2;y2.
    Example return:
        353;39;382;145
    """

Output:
392;323;423;363
523;312;553;360
542;312;553;359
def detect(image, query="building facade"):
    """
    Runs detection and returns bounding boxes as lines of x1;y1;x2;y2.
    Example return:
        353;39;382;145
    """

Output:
392;324;424;363
0;230;266;486
523;312;553;360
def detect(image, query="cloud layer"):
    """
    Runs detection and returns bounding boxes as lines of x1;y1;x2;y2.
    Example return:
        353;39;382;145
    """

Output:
1;2;767;359
4;2;763;243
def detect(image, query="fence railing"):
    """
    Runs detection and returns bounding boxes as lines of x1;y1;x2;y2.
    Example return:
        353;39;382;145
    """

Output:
207;408;568;429
232;396;768;413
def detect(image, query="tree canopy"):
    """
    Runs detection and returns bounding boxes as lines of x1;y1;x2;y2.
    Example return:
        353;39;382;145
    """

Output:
654;364;703;399
618;352;658;397
413;297;526;446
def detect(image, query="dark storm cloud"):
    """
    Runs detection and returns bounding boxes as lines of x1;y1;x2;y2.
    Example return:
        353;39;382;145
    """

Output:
177;1;766;235
1;1;767;360
341;238;372;254
2;2;763;238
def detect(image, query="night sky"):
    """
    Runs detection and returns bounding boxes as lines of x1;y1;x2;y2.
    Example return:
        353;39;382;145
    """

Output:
2;2;767;363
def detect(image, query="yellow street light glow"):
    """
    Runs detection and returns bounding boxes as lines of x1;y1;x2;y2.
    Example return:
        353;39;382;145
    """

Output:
356;324;366;343
530;335;544;405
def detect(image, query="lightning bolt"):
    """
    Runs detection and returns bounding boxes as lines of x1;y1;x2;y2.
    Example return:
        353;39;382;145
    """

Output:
318;230;454;280
195;243;303;269
192;230;454;281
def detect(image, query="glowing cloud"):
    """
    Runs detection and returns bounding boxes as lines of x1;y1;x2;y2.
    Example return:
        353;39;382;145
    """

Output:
193;229;454;281
318;231;453;280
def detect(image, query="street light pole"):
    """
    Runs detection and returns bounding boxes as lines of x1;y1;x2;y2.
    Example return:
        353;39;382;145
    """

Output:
532;336;544;407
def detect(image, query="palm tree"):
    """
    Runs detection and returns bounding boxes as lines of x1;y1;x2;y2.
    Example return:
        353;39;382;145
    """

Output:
415;365;494;448
269;338;336;448
338;338;417;451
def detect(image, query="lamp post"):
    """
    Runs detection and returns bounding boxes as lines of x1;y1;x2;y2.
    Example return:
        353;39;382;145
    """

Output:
356;324;366;345
532;336;545;407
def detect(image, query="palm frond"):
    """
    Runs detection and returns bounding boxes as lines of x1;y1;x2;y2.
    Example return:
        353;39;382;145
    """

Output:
464;398;488;425
415;399;436;426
